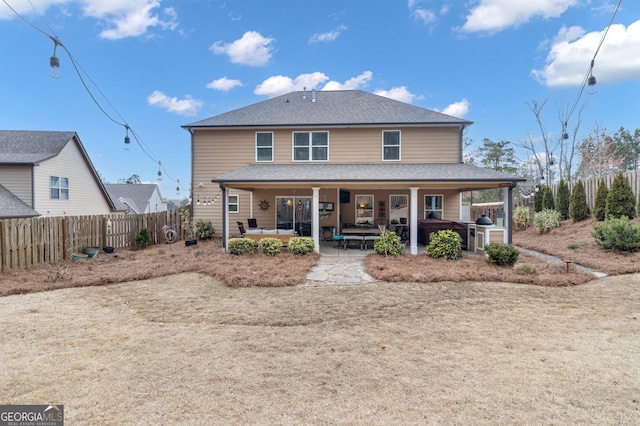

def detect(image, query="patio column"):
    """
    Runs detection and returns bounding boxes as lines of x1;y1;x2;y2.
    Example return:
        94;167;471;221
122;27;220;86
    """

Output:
221;185;228;251
312;187;320;253
506;185;513;244
410;187;419;255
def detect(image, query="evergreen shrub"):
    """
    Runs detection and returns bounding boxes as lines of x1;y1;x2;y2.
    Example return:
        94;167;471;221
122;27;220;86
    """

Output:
257;238;283;256
569;180;590;222
484;242;520;266
287;237;315;255
373;232;404;257
194;219;215;239
593;179;609;221
228;238;255;255
426;229;462;260
605;173;636;219
591;216;640;253
555;179;570;220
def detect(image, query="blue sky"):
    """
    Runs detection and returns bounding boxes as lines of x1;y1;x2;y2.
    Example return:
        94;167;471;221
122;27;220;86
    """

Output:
1;0;639;200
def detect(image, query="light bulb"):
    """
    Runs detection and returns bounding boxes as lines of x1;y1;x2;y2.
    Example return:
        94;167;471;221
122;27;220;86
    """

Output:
49;55;61;79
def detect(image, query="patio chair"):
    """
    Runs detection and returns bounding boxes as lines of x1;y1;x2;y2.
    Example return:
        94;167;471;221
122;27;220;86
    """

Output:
236;222;246;237
332;227;344;249
247;218;259;229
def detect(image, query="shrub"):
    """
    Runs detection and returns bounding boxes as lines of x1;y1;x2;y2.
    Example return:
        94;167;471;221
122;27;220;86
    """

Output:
426;229;462;260
514;263;537;274
373;232;404;257
593;179;609;221
533;209;561;234
513;206;531;230
555;179;570;220
135;228;150;247
533;187;543;212
287;237;315;255
484;243;520;266
194;219;215;240
570;180;590;222
591;216;640;253
257;237;283;256
606;173;636;219
227;238;254;255
542;186;555;210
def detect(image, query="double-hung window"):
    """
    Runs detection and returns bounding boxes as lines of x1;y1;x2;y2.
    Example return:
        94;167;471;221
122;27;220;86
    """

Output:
424;195;443;219
256;132;273;162
50;176;69;200
293;131;328;161
228;195;239;213
382;130;401;161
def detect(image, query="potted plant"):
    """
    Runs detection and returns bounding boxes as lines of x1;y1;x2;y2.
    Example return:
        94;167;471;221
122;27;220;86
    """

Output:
181;208;197;246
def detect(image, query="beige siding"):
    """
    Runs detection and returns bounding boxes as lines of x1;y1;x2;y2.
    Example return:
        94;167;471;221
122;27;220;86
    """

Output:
0;165;33;206
33;141;112;216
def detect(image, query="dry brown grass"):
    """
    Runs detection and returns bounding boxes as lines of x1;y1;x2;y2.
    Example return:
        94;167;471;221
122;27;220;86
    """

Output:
2;273;639;424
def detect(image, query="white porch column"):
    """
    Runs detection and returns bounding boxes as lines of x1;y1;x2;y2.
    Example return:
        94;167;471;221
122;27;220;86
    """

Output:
504;185;512;244
312;187;320;253
410;186;419;255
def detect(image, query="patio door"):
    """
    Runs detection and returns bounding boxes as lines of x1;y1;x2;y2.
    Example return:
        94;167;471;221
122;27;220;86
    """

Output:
276;196;312;236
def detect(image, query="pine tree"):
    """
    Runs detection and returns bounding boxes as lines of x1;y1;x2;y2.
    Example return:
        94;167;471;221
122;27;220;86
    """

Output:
555;179;570;220
569;180;590;222
534;186;543;212
542;186;555;210
593;179;609;221
606;173;636;219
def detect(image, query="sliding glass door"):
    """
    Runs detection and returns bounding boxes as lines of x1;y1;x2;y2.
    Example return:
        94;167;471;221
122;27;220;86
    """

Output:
276;196;312;236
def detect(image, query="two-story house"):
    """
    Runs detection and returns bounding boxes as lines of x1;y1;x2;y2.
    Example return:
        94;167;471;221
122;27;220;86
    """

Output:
0;130;115;218
183;90;524;254
104;183;168;215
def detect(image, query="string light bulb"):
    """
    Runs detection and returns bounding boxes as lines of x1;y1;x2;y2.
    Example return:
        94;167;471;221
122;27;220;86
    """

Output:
176;179;180;195
49;36;61;79
157;161;162;181
124;125;130;150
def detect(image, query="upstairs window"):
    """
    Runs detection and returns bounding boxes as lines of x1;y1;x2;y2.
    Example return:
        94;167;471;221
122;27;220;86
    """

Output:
293;131;328;161
383;130;401;161
256;132;273;162
50;176;69;200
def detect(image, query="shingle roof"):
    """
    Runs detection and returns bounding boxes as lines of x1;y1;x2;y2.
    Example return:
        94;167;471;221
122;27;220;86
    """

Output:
0;130;76;164
0;184;40;218
213;163;524;184
104;184;160;213
183;90;472;128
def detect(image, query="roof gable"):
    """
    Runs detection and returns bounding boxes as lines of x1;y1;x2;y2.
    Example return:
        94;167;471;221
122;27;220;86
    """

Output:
0;130;76;164
0;184;40;218
104;184;160;213
184;90;472;129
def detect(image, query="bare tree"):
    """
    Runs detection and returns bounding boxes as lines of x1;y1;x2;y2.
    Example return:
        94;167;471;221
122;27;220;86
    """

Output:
578;123;623;179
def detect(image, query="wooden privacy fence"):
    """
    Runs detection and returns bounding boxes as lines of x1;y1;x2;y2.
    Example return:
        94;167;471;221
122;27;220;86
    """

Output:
0;207;186;272
548;170;640;210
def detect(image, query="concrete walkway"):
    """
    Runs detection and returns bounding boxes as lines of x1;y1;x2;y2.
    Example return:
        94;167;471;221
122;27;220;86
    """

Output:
301;255;378;287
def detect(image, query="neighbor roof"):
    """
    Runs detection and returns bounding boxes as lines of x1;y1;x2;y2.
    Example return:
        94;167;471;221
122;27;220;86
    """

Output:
183;90;473;129
0;184;39;218
104;184;160;214
214;163;524;185
0;130;77;164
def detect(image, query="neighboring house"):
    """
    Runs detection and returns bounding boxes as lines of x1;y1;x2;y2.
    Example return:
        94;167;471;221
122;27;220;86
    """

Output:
182;90;524;254
0;130;115;218
104;183;167;215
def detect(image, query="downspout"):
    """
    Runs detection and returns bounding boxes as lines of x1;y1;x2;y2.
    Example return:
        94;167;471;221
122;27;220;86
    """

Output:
459;124;466;163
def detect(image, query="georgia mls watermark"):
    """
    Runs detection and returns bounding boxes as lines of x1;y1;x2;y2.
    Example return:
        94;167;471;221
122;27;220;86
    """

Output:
0;405;64;426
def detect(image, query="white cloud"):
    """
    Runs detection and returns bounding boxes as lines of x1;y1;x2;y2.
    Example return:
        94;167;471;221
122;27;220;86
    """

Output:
255;72;329;97
408;0;446;25
210;31;274;66
83;1;178;40
0;0;68;20
461;0;578;33
440;99;470;118
147;90;203;116
206;77;243;91
309;25;347;44
374;86;417;104
532;21;640;87
322;71;373;90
